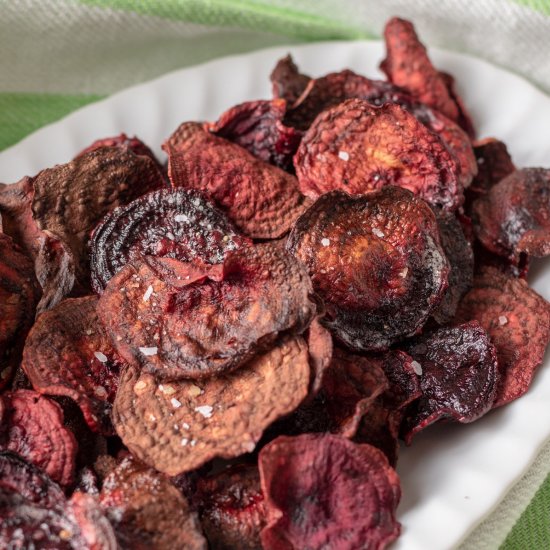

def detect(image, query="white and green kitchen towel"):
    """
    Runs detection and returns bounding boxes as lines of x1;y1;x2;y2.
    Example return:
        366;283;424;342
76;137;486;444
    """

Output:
2;1;550;548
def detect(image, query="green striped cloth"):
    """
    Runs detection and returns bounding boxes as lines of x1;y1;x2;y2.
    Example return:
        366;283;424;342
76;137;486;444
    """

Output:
2;1;550;547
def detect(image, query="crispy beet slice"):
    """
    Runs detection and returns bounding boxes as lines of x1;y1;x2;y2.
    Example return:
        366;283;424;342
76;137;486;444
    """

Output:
439;71;476;138
164;124;307;239
22;296;124;434
0;390;78;486
455;268;550;406
112;336;310;475
259;434;401;550
380;17;460;125
305;316;333;397
90;188;249;292
99;456;206;549
401;322;499;443
0;452;65;508
287;188;449;351
270;55;311;104
99;244;317;379
76;133;160;165
472;168;550;261
205;99;302;172
294;99;461;210
431;210;474;324
196;464;266;550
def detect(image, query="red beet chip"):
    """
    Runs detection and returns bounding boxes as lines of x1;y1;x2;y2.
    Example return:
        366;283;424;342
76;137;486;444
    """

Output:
259;434;401;550
305;316;333;397
0;390;78;487
472;168;550;262
294;99;461;211
99;244;317;379
205;99;302;172
76;133;160;166
287;187;449;351
89;188;250;292
196;463;266;550
22;296;124;434
0;451;66;509
401;321;499;444
455;268;550;407
112;336;311;476
270;54;310;105
99;456;207;549
438;70;476;138
164;123;308;239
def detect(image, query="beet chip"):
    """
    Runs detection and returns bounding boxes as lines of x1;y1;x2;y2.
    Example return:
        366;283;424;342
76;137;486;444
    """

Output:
472;168;550;261
205;99;302;172
287;187;449;351
76;133;160;165
305;316;333;397
259;434;401;550
99;456;206;549
401;322;499;443
164;124;308;239
270;54;310;105
294;99;461;210
455;268;550;407
90;188;249;292
99;244;317;379
0;390;78;486
22;296;124;434
112;336;311;475
196;464;266;550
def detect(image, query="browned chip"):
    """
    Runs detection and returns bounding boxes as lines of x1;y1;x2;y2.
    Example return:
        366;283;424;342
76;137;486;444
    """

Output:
112;336;311;476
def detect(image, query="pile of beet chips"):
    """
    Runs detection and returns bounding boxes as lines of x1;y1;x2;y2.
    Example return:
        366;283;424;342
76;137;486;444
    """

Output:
1;17;550;550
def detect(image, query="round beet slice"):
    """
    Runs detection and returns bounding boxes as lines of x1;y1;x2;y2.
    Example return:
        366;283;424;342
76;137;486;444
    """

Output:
259;434;401;550
90;188;249;292
401;321;499;444
98;244;317;379
99;456;206;550
294;99;461;211
0;390;77;487
287;187;449;351
112;336;311;476
455;267;550;407
22;296;124;434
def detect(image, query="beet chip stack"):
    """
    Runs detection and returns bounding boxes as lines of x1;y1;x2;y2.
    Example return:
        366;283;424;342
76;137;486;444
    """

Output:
2;16;550;550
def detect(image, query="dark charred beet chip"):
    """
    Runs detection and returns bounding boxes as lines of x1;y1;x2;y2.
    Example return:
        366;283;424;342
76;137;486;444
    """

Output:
294;99;461;211
99;456;206;549
22;296;124;434
473;240;530;279
0;390;78;487
112;336;311;476
164;123;308;239
270;54;311;105
401;322;499;444
76;133;160;166
431;210;474;324
472;168;550;262
287;187;449;351
0;451;65;508
455;268;550;407
259;434;401;550
196;464;266;550
205;99;302;172
99;244;317;379
90;188;250;292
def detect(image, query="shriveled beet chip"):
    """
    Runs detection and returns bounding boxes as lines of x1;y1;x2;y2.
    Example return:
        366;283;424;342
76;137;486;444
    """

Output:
431;210;474;324
99;244;317;379
287;187;449;351
22;296;124;434
439;71;476;138
164;124;308;239
0;390;78;486
76;133;160;165
294;99;461;210
270;54;310;105
305;316;333;397
455;268;550;407
0;451;65;508
205;99;302;172
90;188;249;292
196;464;266;550
99;456;206;549
401;321;499;443
112;336;311;475
259;434;401;550
472;168;550;261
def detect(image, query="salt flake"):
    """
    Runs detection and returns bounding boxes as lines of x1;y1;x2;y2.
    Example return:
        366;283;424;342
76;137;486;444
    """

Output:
94;351;108;363
411;360;423;376
195;405;213;418
139;346;158;356
321;238;330;247
338;151;350;161
142;285;154;302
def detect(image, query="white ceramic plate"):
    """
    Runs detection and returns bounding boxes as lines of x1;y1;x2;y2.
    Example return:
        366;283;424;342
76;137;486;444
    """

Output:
2;41;550;550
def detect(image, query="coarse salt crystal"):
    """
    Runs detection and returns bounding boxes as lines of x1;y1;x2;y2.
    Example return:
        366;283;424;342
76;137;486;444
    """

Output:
182;422;190;430
171;398;182;409
94;351;108;363
175;214;188;222
142;285;154;302
139;346;158;356
499;315;508;326
191;440;197;447
411;360;423;375
372;228;385;238
159;384;176;395
399;267;409;278
321;238;330;247
181;438;189;446
195;405;213;418
338;151;350;161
